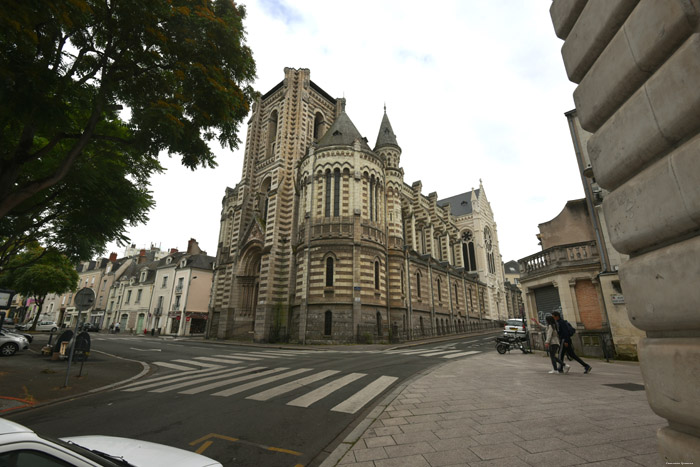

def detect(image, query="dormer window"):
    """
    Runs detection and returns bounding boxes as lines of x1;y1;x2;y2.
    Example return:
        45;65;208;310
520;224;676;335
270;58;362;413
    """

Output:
166;257;172;265
180;259;187;268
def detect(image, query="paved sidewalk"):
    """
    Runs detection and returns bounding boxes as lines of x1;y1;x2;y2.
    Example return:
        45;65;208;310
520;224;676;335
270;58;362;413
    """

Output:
325;351;665;467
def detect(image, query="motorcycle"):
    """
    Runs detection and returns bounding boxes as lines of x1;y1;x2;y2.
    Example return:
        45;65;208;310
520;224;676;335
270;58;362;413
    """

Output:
495;334;531;354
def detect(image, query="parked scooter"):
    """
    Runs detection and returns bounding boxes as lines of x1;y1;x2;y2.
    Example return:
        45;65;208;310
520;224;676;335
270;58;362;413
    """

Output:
495;335;531;354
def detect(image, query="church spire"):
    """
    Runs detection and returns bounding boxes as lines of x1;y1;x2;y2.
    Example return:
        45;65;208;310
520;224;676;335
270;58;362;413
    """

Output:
374;107;400;151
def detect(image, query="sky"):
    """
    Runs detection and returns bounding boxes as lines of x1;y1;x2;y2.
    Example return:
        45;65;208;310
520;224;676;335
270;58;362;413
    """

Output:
106;0;581;263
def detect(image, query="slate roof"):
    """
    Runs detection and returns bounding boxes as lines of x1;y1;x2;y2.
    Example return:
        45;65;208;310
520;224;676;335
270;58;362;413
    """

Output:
374;111;399;150
316;111;371;150
437;189;480;217
504;260;520;274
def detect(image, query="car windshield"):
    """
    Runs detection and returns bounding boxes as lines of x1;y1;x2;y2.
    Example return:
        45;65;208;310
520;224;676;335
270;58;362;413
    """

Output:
506;320;523;326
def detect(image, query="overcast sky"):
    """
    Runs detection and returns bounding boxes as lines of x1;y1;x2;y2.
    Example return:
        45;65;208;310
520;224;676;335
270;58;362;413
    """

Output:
106;0;581;263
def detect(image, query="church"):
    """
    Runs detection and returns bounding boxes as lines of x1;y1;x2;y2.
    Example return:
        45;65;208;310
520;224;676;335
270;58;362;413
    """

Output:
209;68;507;343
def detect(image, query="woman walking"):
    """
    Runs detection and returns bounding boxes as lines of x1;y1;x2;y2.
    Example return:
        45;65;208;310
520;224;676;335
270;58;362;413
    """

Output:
531;316;568;374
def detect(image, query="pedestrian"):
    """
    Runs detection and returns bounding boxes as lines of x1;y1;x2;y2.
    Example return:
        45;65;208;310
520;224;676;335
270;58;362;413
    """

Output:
531;315;567;373
108;323;114;333
552;311;591;374
114;322;120;333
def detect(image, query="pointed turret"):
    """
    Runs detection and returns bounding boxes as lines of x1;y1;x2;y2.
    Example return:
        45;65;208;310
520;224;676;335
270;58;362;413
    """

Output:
374;107;400;151
316;111;370;150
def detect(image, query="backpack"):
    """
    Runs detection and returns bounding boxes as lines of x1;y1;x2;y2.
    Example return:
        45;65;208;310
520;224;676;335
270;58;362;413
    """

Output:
564;320;576;337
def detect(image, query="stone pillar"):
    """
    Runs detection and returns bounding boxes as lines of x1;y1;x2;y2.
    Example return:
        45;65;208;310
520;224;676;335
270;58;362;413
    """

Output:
551;1;700;461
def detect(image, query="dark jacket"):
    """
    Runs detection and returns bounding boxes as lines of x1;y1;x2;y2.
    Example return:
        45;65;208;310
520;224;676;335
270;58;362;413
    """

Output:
556;319;574;342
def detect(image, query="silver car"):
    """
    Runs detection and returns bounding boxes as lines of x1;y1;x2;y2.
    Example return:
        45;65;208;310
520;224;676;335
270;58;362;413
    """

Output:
0;330;29;356
503;318;527;337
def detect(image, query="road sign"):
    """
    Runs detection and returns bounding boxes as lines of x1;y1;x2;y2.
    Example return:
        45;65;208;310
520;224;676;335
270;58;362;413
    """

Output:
74;288;95;311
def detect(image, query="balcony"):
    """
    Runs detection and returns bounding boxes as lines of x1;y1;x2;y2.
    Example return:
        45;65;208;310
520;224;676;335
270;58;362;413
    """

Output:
519;241;600;281
175;285;183;293
153;307;162;317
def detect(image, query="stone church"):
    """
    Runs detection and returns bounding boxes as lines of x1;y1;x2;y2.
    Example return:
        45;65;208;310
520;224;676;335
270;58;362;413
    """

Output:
209;68;506;343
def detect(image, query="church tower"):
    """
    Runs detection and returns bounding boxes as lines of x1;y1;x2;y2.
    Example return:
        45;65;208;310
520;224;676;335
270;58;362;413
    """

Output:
210;68;340;340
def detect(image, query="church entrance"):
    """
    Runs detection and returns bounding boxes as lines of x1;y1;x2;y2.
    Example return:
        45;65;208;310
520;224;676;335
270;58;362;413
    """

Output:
236;246;262;337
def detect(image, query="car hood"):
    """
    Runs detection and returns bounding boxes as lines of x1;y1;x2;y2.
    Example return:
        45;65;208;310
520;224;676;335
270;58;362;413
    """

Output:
60;435;222;467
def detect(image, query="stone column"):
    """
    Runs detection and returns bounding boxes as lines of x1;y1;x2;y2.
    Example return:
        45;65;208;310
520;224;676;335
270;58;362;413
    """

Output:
551;1;700;461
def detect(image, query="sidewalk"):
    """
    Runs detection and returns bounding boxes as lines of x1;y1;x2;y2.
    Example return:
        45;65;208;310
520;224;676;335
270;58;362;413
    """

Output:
324;350;665;467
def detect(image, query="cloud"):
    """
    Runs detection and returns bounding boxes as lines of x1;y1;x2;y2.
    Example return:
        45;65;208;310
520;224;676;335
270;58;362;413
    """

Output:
257;0;303;26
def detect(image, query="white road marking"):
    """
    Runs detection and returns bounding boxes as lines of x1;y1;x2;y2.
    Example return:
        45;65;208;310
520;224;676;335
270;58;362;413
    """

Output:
212;368;313;397
179;367;289;395
246;370;340;401
194;357;244;365
331;375;399;414
415;350;463;357
124;367;246;392
213;354;262;361
287;373;366;408
129;347;162;352
152;362;196;371
150;367;264;393
121;366;231;389
172;359;222;369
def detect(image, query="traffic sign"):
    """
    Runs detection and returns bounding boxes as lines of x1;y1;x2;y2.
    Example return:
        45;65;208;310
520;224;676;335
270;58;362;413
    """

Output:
74;288;95;311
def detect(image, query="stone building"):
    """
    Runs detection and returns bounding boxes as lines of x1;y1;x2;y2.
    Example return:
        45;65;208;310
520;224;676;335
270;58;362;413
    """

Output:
209;68;507;344
550;1;700;460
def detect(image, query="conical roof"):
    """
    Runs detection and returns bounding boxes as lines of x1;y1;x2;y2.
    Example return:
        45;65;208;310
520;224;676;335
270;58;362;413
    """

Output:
317;111;370;150
374;110;400;150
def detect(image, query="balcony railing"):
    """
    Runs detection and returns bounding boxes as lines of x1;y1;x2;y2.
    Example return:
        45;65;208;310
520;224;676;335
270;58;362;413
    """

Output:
153;307;162;317
175;285;183;293
519;241;600;280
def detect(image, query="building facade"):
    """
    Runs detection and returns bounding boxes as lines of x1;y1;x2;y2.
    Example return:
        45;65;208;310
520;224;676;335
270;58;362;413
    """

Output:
550;2;700;460
209;68;506;344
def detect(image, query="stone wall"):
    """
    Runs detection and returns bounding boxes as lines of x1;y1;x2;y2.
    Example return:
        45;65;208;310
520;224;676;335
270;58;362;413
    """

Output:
551;0;700;461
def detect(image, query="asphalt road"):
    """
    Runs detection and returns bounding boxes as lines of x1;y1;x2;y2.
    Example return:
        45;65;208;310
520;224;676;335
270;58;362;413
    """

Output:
6;333;499;466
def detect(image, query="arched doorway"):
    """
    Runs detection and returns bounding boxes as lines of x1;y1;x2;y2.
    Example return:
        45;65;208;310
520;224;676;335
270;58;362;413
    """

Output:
238;245;263;335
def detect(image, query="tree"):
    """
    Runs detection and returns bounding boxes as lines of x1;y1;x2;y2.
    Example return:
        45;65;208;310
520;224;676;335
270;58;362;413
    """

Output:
0;244;79;331
0;0;257;265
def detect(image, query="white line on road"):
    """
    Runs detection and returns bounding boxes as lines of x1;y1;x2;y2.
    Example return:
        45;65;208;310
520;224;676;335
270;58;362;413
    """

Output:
246;370;340;401
194;357;244;365
415;350;464;357
212;368;313;397
331;375;399;414
213;354;262;361
179;367;289;395
129;347;162;352
152;362;196;371
441;350;481;359
124;367;243;392
172;359;222;369
287;373;366;408
150;367;264;393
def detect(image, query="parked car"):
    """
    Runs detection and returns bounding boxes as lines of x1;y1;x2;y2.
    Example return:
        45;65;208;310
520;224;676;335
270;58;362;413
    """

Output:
81;322;100;332
0;330;29;356
0;417;223;466
503;318;527;337
2;329;33;344
16;320;58;332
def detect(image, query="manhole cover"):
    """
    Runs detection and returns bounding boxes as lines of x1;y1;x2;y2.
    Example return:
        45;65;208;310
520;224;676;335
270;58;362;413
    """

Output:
604;383;645;391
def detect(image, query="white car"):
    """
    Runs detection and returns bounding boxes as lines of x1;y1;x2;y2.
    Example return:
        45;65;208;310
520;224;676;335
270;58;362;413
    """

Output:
503;318;527;337
16;321;58;332
0;417;222;466
0;330;29;356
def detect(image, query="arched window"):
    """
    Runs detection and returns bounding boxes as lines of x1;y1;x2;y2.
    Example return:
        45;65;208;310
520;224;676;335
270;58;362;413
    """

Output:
376;311;383;336
416;271;422;298
268;110;278;158
484;227;495;274
325;170;332;217
314;112;325;140
462;230;477;271
333;169;341;217
454;283;459;306
437;278;442;302
374;260;380;290
325;257;334;287
369;176;375;221
324;310;332;336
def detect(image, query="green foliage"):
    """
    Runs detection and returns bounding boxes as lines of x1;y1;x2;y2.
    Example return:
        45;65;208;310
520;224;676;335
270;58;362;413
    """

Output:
0;243;79;330
0;0;257;265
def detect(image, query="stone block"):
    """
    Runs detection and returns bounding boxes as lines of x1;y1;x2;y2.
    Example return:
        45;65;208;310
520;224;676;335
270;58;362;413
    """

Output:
625;0;699;73
646;34;700;142
550;0;588;39
586;85;668;190
657;426;700;464
574;24;649;131
639;338;700;429
619;236;700;331
603;133;700;254
562;0;638;84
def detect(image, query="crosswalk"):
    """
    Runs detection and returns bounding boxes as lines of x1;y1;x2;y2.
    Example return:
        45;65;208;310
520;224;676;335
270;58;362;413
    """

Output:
119;365;398;414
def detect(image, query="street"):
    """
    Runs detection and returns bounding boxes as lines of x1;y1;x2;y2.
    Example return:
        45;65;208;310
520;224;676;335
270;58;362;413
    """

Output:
5;332;499;466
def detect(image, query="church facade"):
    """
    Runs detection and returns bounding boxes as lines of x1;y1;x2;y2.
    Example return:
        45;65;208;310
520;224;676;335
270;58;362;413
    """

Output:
209;68;507;343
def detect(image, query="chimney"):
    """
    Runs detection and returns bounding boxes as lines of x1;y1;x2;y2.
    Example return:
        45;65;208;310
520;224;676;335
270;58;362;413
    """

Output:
187;238;202;255
109;252;117;262
138;249;147;264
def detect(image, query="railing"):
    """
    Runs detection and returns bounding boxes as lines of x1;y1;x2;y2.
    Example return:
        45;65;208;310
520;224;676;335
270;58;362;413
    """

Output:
153;307;162;317
175;285;183;293
519;241;599;279
356;320;501;344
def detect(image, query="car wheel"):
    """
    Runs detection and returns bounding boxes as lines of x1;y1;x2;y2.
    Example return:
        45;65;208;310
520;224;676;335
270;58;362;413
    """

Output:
0;342;18;356
496;343;508;354
51;327;57;332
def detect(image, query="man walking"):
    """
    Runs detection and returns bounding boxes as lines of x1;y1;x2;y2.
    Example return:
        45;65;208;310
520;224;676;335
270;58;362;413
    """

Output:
552;311;592;374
